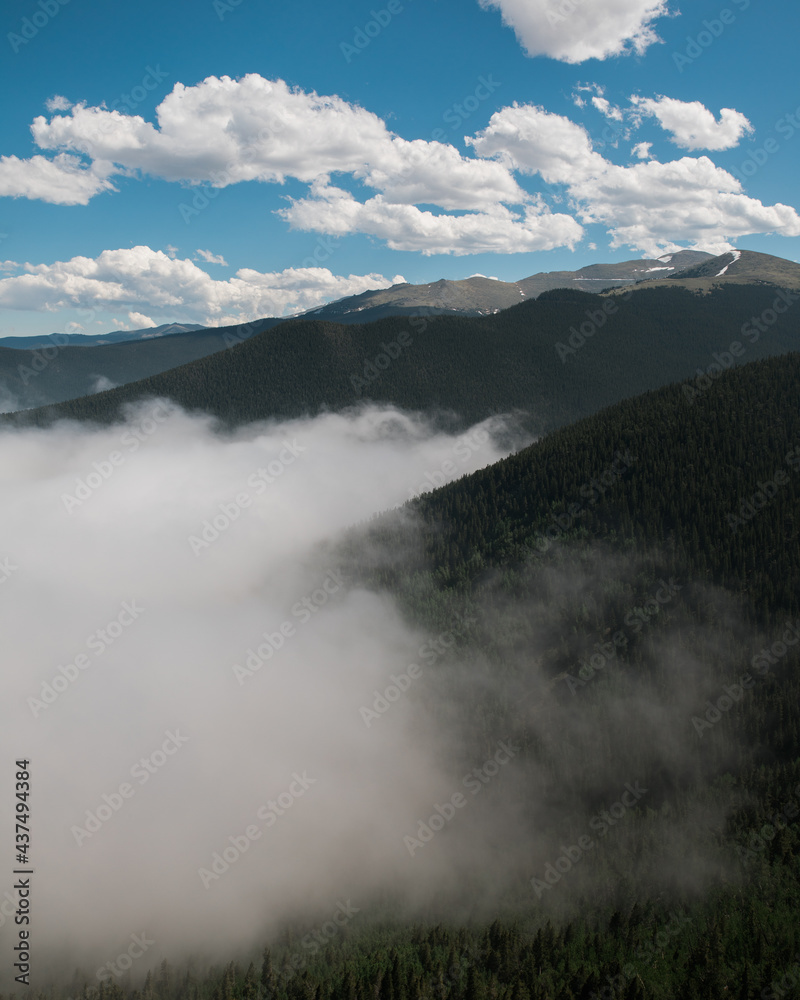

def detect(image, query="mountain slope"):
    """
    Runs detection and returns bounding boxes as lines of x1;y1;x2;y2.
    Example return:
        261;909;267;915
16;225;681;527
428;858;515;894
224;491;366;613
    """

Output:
0;316;282;412
329;352;800;999
613;248;800;295
8;283;799;434
370;350;800;627
300;249;713;323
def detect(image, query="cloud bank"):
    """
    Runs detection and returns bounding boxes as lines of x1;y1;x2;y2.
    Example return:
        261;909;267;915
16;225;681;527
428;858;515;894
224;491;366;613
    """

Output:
0;403;514;983
0;247;405;325
1;75;793;268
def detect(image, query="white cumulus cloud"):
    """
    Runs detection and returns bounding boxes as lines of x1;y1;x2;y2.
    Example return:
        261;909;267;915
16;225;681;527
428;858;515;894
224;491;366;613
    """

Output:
2;74;795;260
127;311;158;328
469;103;800;255
0;246;405;324
631;96;754;150
13;74;546;255
477;0;671;63
281;184;583;256
0;153;115;205
30;75;525;212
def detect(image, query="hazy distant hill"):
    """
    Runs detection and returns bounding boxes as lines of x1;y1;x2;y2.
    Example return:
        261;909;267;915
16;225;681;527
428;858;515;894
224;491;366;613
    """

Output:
0;321;205;349
0;317;282;412
8;283;800;433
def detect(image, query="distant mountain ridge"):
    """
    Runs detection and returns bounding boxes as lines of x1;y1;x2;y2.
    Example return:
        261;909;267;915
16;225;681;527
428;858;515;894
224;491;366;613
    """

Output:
298;250;714;324
0;322;205;350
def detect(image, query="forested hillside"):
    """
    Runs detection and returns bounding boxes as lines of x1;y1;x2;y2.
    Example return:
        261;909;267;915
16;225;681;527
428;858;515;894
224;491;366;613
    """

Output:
365;351;800;628
7;284;800;438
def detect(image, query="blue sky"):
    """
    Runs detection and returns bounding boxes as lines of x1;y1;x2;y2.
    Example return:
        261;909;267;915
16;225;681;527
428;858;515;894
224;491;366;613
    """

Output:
0;0;798;336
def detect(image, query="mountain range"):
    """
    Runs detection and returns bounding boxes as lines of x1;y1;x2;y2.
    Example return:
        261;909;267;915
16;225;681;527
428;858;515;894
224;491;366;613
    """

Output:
4;248;800;414
7;280;800;437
